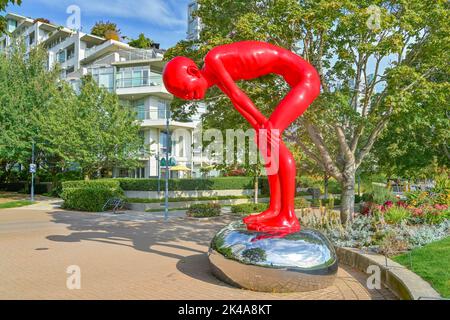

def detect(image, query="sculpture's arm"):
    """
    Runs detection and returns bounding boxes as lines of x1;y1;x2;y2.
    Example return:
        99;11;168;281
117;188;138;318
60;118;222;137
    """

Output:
216;83;263;130
207;59;267;129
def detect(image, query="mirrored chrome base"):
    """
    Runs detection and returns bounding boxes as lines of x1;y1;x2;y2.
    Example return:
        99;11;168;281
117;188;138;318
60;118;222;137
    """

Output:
208;221;338;292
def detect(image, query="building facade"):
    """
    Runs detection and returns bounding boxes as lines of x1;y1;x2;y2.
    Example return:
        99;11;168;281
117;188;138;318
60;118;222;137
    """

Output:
187;1;201;41
0;13;215;179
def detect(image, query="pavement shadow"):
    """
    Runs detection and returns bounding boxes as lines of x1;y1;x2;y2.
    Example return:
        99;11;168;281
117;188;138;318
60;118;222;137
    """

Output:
46;211;233;261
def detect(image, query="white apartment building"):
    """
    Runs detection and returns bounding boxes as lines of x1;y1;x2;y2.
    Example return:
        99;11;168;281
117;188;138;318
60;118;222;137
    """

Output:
0;12;215;179
187;1;201;41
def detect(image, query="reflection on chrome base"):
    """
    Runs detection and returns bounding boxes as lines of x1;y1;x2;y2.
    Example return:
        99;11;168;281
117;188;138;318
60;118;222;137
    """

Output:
208;221;338;292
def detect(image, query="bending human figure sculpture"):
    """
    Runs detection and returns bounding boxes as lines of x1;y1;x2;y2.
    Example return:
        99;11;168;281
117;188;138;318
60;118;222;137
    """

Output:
163;41;321;234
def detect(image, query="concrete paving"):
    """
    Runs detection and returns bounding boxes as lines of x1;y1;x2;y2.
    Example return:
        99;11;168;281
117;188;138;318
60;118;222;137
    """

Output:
0;205;397;300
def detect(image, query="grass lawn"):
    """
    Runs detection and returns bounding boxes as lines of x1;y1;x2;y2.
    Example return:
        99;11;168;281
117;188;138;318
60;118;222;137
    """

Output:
393;237;450;298
0;200;35;209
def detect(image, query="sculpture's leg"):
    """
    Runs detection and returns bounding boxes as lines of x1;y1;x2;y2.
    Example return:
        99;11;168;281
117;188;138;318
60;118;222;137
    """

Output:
247;142;300;233
244;127;281;224
246;83;316;233
243;173;280;224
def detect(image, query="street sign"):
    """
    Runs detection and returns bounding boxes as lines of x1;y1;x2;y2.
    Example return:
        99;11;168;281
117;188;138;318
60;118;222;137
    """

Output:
30;164;37;174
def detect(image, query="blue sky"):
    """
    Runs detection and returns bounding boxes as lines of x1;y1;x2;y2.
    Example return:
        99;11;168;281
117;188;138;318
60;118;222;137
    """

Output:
5;0;192;49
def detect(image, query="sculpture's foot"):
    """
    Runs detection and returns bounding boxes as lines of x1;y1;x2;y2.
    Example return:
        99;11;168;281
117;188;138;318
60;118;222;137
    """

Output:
243;208;279;225
247;212;300;233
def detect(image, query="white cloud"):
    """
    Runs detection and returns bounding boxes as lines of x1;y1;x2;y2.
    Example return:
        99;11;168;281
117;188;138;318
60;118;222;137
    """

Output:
33;0;186;27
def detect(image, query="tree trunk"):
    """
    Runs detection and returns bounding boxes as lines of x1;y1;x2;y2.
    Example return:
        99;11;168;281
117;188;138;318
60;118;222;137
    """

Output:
254;176;259;204
340;170;356;225
324;172;329;200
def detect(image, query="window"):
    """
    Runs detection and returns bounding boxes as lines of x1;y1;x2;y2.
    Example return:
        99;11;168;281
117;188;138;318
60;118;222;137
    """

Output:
89;67;114;91
178;135;184;157
116;66;150;88
7;19;17;33
57;50;66;63
160;131;172;155
28;31;35;46
66;45;75;60
158;100;169;119
66;66;75;74
134;99;146;120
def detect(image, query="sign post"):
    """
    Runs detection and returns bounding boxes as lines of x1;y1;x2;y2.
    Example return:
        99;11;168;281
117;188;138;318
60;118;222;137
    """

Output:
164;108;170;222
30;142;36;202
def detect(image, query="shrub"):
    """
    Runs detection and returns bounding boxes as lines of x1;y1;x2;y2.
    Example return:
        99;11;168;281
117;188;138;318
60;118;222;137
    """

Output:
231;203;268;215
62;179;120;189
61;180;124;212
407;220;450;248
377;231;409;256
114;177;259;191
61;186;124;212
295;197;310;208
371;185;396;204
47;171;83;197
186;203;221;217
0;182;26;192
310;198;342;207
383;206;411;224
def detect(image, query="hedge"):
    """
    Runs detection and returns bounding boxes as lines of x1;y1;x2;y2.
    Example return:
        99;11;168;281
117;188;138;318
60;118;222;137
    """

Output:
187;203;221;217
115;177;267;191
61;177;270;192
231;198;311;215
231;203;269;215
0;182;49;194
61;186;124;212
62;179;121;189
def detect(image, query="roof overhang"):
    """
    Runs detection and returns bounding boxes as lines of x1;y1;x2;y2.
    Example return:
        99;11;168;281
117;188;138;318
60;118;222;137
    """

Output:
80;33;105;45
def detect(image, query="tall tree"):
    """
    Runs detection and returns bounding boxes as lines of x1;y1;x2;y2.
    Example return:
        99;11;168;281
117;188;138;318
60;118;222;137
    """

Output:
90;21;121;40
374;33;450;178
0;43;60;173
166;0;449;223
0;0;21;33
38;77;146;179
128;33;154;49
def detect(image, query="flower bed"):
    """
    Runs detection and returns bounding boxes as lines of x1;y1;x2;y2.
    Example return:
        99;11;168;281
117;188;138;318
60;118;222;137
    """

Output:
304;180;450;256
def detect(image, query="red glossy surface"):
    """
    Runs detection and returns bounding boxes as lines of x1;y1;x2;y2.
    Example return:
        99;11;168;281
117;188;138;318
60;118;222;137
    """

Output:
163;41;321;234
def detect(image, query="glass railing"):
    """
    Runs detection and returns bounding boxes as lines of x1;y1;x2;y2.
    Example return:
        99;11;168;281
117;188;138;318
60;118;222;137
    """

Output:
134;108;169;121
116;75;163;88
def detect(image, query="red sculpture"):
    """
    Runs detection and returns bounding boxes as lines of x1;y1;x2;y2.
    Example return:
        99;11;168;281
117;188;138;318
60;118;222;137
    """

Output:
163;41;321;233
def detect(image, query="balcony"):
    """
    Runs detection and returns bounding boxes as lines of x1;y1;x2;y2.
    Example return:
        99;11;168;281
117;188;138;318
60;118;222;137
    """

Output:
115;74;170;99
135;108;168;121
116;75;162;89
134;109;196;130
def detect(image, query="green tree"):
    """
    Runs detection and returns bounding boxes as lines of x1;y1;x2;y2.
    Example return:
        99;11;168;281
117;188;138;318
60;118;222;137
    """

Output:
90;21;121;40
166;0;449;224
0;0;21;33
38;77;146;179
374;31;450;178
0;43;60;177
128;33;154;49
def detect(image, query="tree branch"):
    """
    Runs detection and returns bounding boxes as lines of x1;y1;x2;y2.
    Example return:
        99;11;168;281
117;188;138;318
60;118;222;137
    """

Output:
301;119;343;181
355;116;390;168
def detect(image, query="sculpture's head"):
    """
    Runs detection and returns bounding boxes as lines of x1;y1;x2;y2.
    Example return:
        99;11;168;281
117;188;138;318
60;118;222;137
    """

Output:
163;56;208;100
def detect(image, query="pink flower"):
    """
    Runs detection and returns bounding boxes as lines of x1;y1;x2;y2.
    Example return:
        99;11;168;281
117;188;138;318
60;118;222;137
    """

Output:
433;204;448;210
397;201;407;208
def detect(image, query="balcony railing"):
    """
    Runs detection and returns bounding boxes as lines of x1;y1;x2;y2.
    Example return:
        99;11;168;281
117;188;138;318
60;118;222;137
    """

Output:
116;75;163;89
117;49;159;61
134;108;169;121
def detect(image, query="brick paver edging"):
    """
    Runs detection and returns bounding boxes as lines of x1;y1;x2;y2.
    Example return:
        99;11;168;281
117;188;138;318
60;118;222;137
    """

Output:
336;247;441;300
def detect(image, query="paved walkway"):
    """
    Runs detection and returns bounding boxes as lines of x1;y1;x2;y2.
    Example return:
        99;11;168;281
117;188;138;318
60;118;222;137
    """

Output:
0;205;397;300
